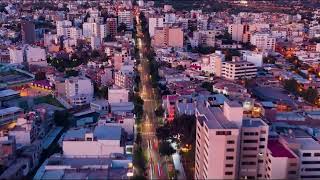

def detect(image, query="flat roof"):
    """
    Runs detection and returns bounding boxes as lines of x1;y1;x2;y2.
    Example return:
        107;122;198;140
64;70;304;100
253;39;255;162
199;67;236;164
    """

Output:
0;107;23;116
225;100;242;108
197;104;238;129
242;118;266;128
94;126;122;140
64;126;121;141
268;140;296;158
34;154;130;180
0;89;19;98
296;138;320;150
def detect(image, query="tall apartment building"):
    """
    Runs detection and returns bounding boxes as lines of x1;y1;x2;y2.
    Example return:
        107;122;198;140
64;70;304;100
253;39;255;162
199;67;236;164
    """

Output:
56;20;72;37
148;17;164;37
21;21;36;44
294;138;320;180
250;33;276;51
195;101;241;179
195;99;273;179
200;51;224;75
153;27;184;48
228;24;250;43
239;118;269;179
221;59;258;80
193;30;216;47
106;18;117;38
114;70;134;89
118;10;133;30
82;22;100;38
60;27;82;40
8;46;24;64
64;76;94;106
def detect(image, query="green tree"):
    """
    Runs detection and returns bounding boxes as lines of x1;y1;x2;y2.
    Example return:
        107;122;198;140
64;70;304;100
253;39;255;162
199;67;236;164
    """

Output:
303;87;318;104
201;81;213;92
263;56;277;64
35;71;46;80
154;106;164;117
284;79;299;94
117;23;127;33
65;70;79;77
133;147;147;174
159;141;176;157
53;110;70;128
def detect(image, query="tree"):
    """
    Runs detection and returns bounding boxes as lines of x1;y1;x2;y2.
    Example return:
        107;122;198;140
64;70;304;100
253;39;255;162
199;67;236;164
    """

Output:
65;70;79;77
156;126;172;141
133;94;144;119
302;87;318;104
155;106;165;117
91;50;100;58
224;49;241;61
53;110;70;128
284;79;299;94
263;56;276;64
35;71;46;80
117;23;127;33
94;84;108;99
201;81;213;92
133;147;147;174
159;141;176;157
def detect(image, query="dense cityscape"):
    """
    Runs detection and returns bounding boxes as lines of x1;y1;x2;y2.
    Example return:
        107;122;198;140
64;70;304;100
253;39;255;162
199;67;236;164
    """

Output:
0;0;320;179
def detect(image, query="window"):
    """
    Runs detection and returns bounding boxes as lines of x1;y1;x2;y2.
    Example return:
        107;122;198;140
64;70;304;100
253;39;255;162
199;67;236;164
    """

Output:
260;138;266;141
242;162;256;165
226;148;234;152
314;153;320;157
243;147;257;151
302;161;320;164
301;175;320;178
303;153;312;157
227;140;235;144
216;131;231;135
259;145;265;149
305;168;320;171
244;132;258;136
226;156;234;160
243;155;257;158
288;171;296;174
225;172;233;175
289;163;297;167
258;160;264;163
225;164;233;168
243;140;258;143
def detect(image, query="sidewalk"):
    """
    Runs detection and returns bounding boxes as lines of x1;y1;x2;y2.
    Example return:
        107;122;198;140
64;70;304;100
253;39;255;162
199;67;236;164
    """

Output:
172;152;186;179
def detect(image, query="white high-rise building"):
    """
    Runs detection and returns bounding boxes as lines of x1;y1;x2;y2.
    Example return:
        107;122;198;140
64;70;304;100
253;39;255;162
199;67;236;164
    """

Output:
118;10;133;30
65;76;94;106
148;17;164;37
83;22;99;38
194;101;241;179
8;46;24;64
56;20;72;36
25;46;47;66
239;118;269;179
250;33;276;51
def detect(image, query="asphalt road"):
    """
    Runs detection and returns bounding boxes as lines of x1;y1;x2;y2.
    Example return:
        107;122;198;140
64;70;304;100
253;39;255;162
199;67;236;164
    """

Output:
135;14;168;179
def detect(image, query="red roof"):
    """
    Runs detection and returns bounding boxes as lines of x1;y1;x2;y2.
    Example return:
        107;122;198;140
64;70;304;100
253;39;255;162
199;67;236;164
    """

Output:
268;140;296;158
